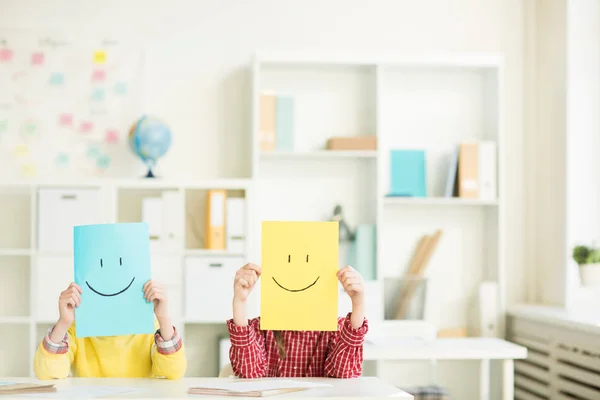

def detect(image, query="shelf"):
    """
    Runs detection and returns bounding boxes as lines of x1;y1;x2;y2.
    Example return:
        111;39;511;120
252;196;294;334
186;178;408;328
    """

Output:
384;197;499;206
260;151;377;160
184;249;245;257
0;249;32;256
0;316;31;324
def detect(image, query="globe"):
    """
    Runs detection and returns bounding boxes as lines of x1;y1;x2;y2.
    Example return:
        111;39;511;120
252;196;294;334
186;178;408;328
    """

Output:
128;115;172;178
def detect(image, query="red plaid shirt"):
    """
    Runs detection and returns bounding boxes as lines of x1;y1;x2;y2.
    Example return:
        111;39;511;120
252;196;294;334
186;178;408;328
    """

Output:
227;313;368;379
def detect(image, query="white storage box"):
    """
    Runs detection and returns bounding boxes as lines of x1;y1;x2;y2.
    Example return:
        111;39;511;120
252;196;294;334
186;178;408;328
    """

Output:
37;188;103;252
184;256;244;322
36;256;73;323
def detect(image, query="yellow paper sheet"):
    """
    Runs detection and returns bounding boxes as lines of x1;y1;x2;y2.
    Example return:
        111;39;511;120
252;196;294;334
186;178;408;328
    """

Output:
260;221;339;331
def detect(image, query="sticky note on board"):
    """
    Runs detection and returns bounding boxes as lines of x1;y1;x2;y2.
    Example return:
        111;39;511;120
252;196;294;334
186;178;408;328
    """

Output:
114;82;128;95
91;69;105;81
79;121;94;133
105;130;119;144
93;50;106;64
31;52;44;66
74;223;154;338
91;88;105;102
0;120;8;133
260;221;339;331
49;72;65;85
58;114;73;127
0;49;13;62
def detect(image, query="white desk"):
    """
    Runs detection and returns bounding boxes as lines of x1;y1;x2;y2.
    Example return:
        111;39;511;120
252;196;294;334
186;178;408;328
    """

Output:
364;338;527;400
1;377;412;399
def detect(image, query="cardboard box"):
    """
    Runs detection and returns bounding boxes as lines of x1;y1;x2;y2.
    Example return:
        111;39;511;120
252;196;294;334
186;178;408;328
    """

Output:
326;136;377;150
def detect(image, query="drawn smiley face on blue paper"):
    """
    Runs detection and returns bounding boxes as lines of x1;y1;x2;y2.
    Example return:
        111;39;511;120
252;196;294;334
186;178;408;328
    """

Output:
74;222;154;338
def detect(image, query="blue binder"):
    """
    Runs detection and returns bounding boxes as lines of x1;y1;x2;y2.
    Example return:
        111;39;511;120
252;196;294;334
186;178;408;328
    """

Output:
347;224;376;281
275;96;294;151
389;150;427;197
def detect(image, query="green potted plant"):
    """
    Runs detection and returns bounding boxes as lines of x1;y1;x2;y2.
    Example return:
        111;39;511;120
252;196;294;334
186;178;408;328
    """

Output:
572;244;600;287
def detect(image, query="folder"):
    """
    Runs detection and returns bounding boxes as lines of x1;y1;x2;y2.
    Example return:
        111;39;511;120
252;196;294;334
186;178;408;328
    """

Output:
161;191;182;251
275;95;294;151
444;146;459;197
458;142;479;198
206;189;226;249
259;93;276;152
389;150;427;197
347;224;376;281
226;197;245;253
188;380;331;397
478;141;497;200
142;197;163;248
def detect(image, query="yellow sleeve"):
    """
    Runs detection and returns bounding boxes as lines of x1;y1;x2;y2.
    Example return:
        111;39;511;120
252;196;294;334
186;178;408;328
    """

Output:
33;324;77;380
150;321;187;380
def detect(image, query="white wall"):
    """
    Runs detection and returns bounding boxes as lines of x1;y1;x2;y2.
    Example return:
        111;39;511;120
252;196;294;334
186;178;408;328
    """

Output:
565;0;600;306
526;0;600;306
0;0;526;396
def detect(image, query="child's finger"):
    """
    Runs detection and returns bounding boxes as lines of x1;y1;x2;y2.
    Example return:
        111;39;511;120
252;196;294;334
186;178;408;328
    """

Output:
347;283;363;293
337;266;352;278
238;278;249;288
143;280;152;292
342;276;360;287
71;283;83;294
243;263;262;275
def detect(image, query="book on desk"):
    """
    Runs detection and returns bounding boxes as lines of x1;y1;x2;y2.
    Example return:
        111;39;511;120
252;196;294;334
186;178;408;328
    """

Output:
0;382;56;394
188;380;332;397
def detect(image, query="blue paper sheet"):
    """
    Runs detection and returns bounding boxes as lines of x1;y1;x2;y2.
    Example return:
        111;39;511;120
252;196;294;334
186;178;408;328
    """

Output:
74;223;154;338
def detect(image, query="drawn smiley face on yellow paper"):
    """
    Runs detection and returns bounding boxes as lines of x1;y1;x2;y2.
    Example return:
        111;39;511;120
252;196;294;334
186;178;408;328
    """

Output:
260;221;339;331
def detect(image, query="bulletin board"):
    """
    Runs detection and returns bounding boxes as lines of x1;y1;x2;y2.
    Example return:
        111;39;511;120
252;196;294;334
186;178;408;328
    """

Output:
0;33;144;180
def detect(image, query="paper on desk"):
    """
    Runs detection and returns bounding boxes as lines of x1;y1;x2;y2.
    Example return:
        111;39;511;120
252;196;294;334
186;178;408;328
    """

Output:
197;380;332;392
20;386;145;398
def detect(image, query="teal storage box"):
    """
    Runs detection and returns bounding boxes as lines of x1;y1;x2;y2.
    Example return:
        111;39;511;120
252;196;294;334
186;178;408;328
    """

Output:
347;224;376;281
389;150;427;197
275;96;294;151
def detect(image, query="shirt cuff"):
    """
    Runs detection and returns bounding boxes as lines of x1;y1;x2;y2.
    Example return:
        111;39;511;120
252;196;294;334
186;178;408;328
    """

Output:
226;318;257;347
340;312;369;347
43;327;69;355
154;326;183;355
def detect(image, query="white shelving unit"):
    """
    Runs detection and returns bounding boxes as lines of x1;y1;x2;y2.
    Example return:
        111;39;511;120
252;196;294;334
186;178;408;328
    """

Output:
0;179;257;377
250;52;505;350
0;52;505;378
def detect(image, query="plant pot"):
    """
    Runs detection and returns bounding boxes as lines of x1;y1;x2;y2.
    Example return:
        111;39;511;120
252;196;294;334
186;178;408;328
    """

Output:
579;264;600;287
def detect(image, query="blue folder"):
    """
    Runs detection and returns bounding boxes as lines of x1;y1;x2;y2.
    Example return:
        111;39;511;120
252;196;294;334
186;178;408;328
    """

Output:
389;150;427;197
275;96;294;151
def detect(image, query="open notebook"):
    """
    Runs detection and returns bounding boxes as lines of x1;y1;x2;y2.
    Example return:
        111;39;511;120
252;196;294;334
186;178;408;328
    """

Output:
188;380;332;397
0;382;56;394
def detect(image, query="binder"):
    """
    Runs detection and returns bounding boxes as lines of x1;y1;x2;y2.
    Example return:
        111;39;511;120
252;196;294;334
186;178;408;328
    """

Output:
389;150;427;197
226;197;245;253
275;95;294;151
142;197;163;249
478;141;497;200
444;146;459;197
458;142;479;198
259;93;276;152
161;191;182;251
205;189;226;249
478;281;499;337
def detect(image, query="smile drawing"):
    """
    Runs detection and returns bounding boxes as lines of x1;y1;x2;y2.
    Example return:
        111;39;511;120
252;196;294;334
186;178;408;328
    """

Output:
86;277;136;297
272;276;320;292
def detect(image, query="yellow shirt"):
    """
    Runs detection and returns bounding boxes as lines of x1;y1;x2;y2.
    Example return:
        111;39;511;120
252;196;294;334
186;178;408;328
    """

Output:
33;321;186;380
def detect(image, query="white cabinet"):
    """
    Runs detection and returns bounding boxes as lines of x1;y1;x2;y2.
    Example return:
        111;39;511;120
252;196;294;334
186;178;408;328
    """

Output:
37;188;103;252
36;256;72;323
184;256;243;323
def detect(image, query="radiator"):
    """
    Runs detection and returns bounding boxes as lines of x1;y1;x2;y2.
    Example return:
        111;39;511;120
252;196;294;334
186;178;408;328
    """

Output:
509;317;600;400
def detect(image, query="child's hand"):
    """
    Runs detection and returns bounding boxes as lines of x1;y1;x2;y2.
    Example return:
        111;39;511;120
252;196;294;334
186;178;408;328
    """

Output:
143;280;169;320
233;263;261;304
58;282;82;327
337;266;365;306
